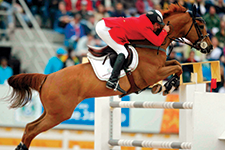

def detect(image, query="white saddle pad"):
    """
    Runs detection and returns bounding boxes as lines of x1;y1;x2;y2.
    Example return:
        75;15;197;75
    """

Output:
87;45;139;81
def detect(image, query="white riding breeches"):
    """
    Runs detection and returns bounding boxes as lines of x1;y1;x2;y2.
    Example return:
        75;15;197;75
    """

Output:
95;20;128;58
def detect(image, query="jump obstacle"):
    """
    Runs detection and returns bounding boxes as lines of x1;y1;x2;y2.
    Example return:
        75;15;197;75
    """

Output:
94;61;225;150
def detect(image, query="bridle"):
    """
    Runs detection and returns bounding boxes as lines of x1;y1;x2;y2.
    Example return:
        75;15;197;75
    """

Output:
167;10;211;56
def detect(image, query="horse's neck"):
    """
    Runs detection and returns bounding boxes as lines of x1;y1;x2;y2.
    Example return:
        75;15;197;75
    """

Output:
161;12;191;49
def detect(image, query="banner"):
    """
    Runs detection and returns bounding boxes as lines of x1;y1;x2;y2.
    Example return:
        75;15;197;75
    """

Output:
61;96;130;127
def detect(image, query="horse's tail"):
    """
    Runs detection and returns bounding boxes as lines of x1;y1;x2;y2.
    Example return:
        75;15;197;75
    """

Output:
6;73;48;109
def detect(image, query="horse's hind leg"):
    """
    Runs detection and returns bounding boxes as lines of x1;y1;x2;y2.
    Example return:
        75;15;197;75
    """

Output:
16;111;71;150
15;111;46;150
15;92;80;150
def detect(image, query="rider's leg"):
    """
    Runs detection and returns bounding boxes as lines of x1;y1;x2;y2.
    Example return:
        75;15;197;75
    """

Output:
95;20;128;57
96;20;128;93
106;53;126;90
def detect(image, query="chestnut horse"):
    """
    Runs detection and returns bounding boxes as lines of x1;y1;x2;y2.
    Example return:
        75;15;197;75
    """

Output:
4;3;212;150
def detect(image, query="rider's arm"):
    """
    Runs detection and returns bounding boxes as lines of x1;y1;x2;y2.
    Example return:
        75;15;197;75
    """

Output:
142;27;168;46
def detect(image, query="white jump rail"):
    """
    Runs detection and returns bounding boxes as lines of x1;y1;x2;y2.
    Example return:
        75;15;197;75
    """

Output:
110;101;193;109
109;139;192;149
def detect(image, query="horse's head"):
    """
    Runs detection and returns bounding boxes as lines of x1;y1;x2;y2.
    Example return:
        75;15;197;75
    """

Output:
183;5;212;54
163;4;213;54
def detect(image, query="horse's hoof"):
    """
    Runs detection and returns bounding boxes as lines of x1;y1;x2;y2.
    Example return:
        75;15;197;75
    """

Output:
151;84;162;94
163;90;169;96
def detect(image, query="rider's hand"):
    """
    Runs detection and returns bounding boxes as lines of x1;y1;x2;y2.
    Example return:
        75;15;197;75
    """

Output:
163;25;170;33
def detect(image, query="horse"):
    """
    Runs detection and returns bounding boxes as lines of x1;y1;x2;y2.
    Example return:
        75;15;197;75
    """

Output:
3;3;212;150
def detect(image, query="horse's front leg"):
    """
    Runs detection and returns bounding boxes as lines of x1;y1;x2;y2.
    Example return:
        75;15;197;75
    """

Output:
165;59;182;76
152;63;182;95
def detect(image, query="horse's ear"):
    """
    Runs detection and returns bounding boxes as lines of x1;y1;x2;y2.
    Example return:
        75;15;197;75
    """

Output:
192;4;197;18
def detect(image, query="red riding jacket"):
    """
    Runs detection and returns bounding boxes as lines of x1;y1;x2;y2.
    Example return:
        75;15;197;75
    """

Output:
103;14;167;46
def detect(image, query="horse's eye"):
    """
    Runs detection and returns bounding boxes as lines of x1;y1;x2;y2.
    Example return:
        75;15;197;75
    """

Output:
199;25;204;29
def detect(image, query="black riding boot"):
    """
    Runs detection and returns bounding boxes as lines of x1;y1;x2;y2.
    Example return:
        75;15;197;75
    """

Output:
106;53;126;94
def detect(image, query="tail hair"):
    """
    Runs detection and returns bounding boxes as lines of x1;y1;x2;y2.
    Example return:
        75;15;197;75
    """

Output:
5;73;47;108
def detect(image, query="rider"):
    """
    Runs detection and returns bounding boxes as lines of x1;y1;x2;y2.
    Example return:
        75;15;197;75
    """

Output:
95;10;170;93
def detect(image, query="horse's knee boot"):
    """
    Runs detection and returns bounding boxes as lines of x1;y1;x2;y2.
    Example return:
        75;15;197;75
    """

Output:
163;75;180;95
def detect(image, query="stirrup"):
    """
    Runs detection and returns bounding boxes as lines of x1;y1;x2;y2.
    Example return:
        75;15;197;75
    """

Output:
106;81;127;94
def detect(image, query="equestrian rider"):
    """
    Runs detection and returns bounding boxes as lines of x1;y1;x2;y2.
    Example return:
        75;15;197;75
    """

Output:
95;10;170;93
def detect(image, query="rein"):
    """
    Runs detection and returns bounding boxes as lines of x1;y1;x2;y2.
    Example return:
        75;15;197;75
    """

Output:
134;44;166;53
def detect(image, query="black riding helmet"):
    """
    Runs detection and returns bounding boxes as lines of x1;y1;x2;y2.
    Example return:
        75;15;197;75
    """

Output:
146;10;165;26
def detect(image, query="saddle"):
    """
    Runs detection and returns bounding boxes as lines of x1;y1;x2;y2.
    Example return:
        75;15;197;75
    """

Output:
88;45;141;97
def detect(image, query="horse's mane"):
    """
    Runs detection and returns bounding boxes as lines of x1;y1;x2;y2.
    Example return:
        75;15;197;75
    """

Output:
161;3;187;18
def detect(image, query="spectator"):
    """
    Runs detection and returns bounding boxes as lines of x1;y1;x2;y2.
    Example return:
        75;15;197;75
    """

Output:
207;36;223;61
64;0;72;12
0;0;14;31
215;20;225;48
194;0;206;16
136;0;146;14
160;0;177;11
64;13;86;50
94;36;107;47
47;0;61;29
83;14;96;35
77;0;93;22
218;80;225;93
136;0;154;15
111;2;126;17
183;50;198;63
76;33;96;56
178;0;192;10
116;0;136;10
94;4;110;23
166;51;178;61
54;1;72;34
214;0;225;18
126;8;139;17
65;51;80;67
203;5;220;35
0;6;9;41
0;57;13;84
44;47;68;74
182;50;198;82
154;4;163;11
14;2;32;27
76;0;93;12
30;0;47;27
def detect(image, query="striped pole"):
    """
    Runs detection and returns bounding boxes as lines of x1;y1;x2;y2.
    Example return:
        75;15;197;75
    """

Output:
109;139;192;149
110;101;193;109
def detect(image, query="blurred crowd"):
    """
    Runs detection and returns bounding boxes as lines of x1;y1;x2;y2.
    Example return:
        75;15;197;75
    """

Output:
0;0;225;92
